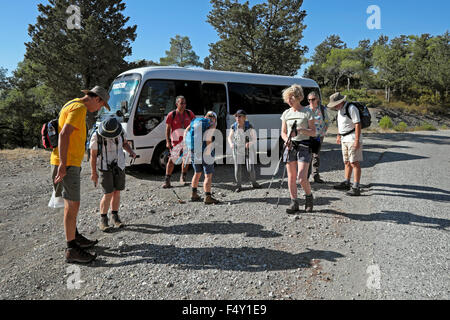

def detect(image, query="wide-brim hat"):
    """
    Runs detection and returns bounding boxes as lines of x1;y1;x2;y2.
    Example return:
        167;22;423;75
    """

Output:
327;92;347;110
82;86;111;111
98;117;122;139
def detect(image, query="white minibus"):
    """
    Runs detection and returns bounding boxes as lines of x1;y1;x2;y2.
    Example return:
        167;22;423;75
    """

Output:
97;67;320;172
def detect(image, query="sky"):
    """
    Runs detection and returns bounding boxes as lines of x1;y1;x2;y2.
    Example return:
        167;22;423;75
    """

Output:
0;0;449;77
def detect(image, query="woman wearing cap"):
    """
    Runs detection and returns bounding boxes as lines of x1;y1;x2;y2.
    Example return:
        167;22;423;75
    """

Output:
227;109;260;192
280;84;316;214
184;111;220;205
90;117;137;232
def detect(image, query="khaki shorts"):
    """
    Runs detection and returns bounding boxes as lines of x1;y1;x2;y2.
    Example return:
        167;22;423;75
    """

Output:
342;142;363;163
100;169;126;194
51;166;81;202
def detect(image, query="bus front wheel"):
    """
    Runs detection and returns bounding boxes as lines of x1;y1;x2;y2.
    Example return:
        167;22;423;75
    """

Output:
151;143;169;174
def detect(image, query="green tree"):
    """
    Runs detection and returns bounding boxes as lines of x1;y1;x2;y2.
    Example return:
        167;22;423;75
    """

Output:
207;0;308;75
159;35;202;67
25;0;137;127
304;34;346;86
0;60;57;149
323;48;364;91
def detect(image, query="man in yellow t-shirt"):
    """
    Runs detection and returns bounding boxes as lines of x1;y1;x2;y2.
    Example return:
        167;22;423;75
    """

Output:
51;86;110;264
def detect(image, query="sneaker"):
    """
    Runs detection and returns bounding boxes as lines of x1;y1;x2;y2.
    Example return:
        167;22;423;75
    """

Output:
111;213;124;228
191;191;202;202
286;199;300;215
204;195;220;205
305;194;314;213
99;216;111;232
75;233;98;249
333;181;351;191
347;187;361;196
66;246;97;264
252;183;261;189
313;176;325;184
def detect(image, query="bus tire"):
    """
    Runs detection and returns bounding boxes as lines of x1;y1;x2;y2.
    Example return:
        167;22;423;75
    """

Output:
151;142;169;174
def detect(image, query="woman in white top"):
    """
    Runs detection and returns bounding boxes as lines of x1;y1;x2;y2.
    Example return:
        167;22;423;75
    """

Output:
280;84;316;214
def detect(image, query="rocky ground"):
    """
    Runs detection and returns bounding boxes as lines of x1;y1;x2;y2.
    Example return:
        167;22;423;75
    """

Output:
0;122;449;301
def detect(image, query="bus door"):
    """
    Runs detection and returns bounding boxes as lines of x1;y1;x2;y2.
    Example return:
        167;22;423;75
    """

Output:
201;82;228;140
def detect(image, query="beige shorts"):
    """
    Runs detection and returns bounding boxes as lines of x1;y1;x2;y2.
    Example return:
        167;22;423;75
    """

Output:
341;142;363;163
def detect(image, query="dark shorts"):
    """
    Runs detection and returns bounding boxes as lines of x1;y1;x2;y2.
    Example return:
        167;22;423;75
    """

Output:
100;169;126;194
191;152;215;175
284;143;312;164
51;166;81;202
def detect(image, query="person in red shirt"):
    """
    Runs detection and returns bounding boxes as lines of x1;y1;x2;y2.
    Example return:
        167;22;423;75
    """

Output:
163;96;196;188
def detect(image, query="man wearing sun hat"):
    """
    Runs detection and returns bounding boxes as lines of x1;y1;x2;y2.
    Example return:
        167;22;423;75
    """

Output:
327;92;363;196
51;86;111;264
89;117;137;232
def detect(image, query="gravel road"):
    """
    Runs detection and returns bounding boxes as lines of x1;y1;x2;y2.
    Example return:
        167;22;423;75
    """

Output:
0;130;448;300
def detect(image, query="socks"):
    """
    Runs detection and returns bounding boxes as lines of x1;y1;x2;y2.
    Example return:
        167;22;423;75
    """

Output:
112;211;118;216
206;192;212;196
67;239;78;249
353;182;360;189
192;187;198;193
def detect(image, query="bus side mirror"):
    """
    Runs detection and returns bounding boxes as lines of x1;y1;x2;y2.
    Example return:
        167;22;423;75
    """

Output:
121;101;130;121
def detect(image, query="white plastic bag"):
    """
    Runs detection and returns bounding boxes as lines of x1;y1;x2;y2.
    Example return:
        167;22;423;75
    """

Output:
48;190;65;209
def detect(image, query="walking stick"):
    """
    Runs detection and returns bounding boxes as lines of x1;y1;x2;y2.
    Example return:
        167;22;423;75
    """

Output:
265;121;297;203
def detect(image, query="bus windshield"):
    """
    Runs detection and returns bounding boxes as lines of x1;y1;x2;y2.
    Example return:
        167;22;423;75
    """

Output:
98;74;141;121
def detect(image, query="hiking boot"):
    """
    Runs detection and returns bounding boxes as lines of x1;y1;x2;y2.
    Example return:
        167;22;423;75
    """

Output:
347;187;361;196
204;195;220;205
180;173;188;186
66;246;97;264
111;213;124;228
305;194;314;213
252;182;261;189
313;176;325;184
99;215;111;232
333;181;351;191
162;176;172;189
191;191;202;202
286;199;300;215
235;186;243;193
75;233;98;249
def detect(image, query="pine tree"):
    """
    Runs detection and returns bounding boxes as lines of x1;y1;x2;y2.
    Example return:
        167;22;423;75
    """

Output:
25;0;137;127
159;35;202;67
207;0;308;76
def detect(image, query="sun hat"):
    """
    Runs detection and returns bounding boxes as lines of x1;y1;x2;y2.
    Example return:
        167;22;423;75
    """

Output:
82;86;111;111
327;92;347;110
98;117;123;139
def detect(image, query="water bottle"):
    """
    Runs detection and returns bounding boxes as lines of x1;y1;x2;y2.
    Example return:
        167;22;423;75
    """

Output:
48;122;56;137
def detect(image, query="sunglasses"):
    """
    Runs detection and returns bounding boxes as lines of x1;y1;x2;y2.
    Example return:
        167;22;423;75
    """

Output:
308;98;316;102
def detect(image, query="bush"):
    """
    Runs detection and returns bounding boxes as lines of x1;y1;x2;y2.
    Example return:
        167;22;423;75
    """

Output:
415;122;437;131
379;116;394;130
394;121;408;132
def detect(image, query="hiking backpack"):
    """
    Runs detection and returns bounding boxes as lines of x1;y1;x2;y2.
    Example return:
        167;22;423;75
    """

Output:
345;102;372;129
41;101;77;150
341;102;372;136
87;130;125;171
41;119;59;150
185;118;211;151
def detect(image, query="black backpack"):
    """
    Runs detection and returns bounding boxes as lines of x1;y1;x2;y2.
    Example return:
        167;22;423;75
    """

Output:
88;130;125;171
341;102;372;136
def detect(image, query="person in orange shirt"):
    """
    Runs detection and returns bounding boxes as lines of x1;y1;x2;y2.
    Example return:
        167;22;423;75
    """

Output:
51;86;110;264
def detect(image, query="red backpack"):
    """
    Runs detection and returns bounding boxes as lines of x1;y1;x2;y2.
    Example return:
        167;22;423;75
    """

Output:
41;101;77;149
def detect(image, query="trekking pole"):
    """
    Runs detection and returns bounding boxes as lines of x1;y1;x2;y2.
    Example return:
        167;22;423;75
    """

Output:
276;163;288;208
264;121;297;202
172;189;186;204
